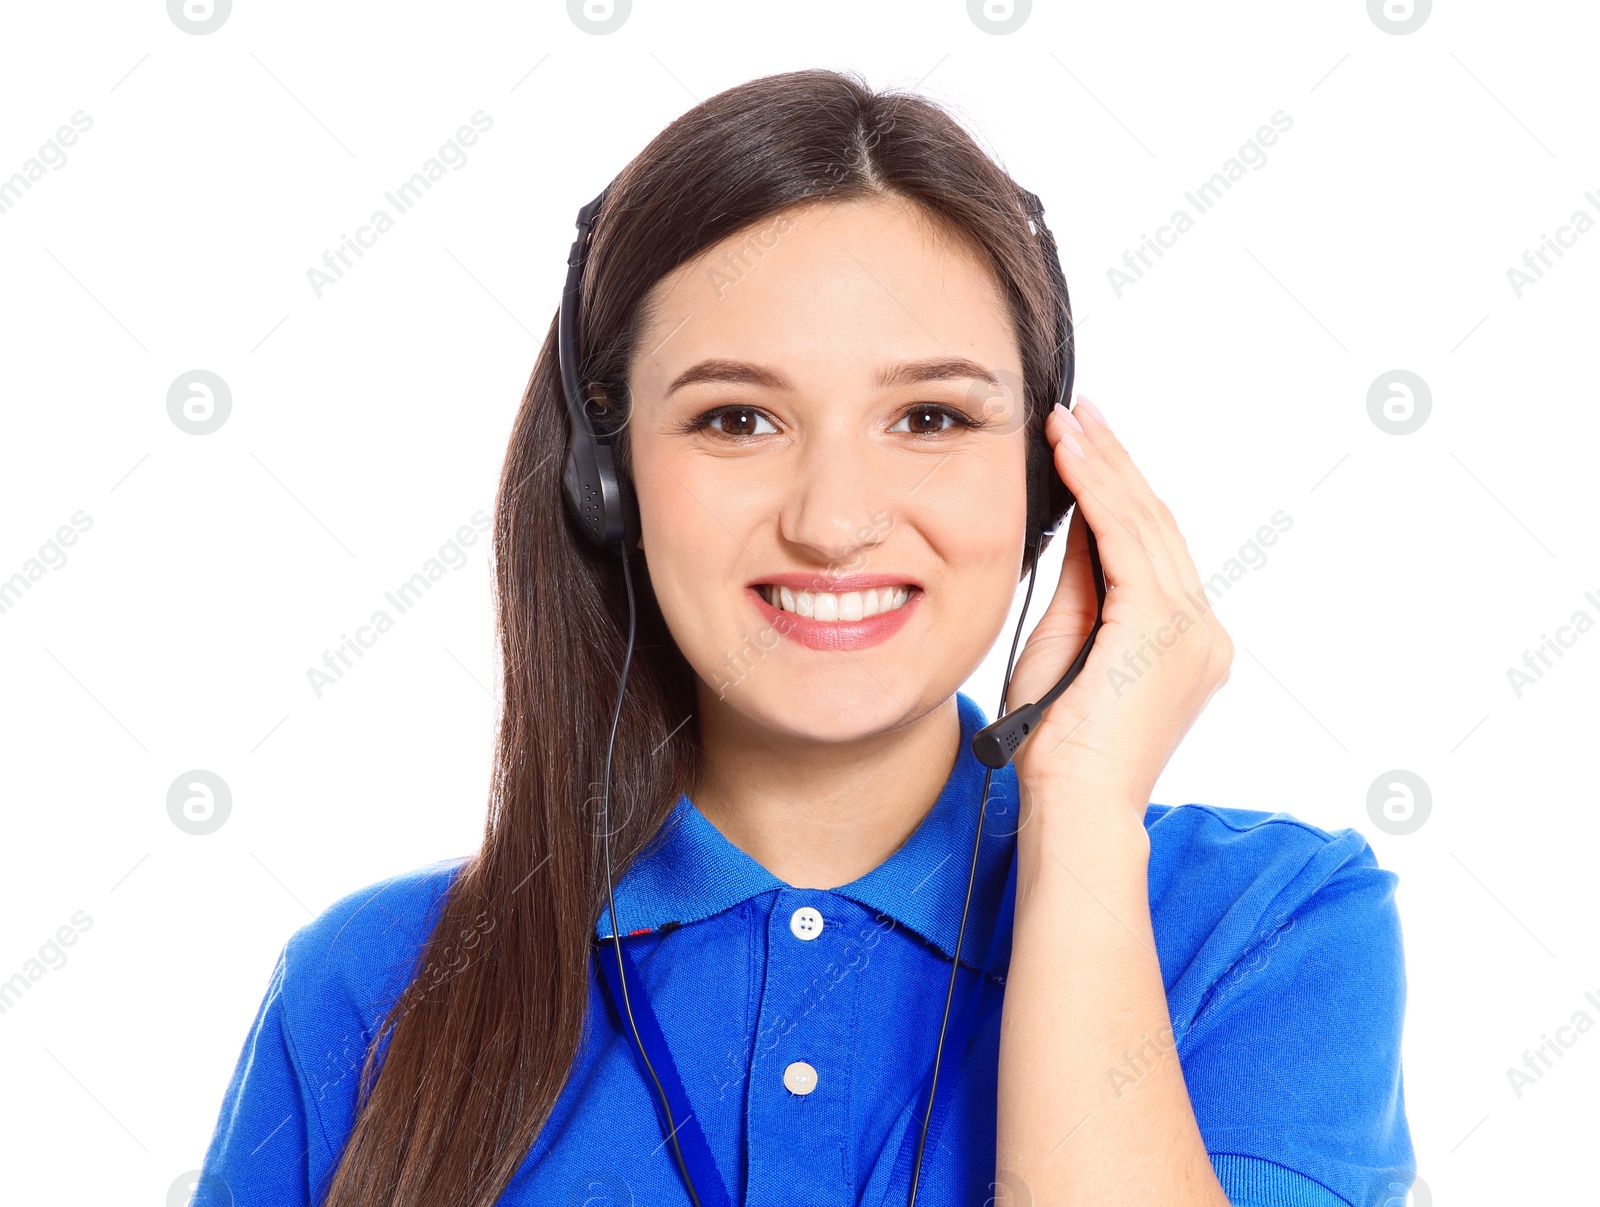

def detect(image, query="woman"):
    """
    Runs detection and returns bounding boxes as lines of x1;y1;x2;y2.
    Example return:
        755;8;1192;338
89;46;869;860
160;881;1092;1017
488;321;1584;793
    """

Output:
196;68;1414;1206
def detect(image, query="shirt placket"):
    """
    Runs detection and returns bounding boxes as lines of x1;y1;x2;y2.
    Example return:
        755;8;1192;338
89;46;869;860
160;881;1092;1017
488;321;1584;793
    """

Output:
744;888;862;1207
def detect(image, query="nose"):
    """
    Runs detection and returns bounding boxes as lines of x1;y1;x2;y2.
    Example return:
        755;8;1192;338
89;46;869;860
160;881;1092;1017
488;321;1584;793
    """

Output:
776;426;896;570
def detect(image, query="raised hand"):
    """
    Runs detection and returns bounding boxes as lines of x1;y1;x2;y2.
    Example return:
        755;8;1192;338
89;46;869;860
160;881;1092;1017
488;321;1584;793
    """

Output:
1004;396;1234;820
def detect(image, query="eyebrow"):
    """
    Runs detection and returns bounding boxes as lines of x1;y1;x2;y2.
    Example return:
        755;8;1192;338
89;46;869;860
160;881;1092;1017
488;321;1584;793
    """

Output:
664;356;998;396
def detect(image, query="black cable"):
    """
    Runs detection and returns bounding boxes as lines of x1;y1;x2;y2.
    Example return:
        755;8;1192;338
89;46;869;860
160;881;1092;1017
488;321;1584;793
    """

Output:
907;526;1048;1205
602;540;705;1207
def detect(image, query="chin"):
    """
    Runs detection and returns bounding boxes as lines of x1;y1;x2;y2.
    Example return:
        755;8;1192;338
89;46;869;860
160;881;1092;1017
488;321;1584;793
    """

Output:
702;666;953;746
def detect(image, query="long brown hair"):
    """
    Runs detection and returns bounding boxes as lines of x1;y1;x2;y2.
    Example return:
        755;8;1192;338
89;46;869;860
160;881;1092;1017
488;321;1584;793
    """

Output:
319;66;1068;1207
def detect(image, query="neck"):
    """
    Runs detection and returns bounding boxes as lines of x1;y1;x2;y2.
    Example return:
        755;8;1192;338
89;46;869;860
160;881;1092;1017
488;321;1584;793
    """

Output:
689;688;962;890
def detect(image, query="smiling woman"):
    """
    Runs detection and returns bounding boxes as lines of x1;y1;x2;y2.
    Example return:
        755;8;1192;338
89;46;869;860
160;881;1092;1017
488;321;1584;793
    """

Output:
195;67;1415;1207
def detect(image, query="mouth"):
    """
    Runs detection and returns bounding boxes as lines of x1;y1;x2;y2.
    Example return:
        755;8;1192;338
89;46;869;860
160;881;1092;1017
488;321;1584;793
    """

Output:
746;574;923;652
755;582;919;622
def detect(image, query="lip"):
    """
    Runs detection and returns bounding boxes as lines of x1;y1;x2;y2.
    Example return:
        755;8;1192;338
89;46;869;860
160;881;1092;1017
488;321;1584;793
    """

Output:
746;581;922;652
750;571;924;593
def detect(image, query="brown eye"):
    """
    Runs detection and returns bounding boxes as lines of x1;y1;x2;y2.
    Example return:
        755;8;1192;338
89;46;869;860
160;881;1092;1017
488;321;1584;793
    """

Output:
891;405;968;435
705;407;777;437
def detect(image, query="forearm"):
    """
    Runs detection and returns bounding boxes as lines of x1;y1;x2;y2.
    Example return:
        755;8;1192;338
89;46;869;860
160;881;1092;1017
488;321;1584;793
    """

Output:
996;785;1230;1205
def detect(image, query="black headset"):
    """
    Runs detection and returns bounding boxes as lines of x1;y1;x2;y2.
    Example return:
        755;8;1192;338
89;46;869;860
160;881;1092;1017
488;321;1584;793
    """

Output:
559;176;1106;1205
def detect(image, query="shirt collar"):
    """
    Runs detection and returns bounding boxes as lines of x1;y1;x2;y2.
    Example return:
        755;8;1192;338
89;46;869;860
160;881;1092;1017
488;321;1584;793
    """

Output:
595;690;1017;973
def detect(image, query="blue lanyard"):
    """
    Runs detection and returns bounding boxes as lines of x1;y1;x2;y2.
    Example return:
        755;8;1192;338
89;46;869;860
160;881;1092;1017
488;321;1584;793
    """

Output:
592;846;1019;1207
592;934;735;1207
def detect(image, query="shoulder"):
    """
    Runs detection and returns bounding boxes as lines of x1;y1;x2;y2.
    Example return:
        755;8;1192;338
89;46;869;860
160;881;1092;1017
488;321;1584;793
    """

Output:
1142;806;1416;1199
1144;800;1386;915
1142;804;1401;1019
279;856;472;1048
205;857;472;1180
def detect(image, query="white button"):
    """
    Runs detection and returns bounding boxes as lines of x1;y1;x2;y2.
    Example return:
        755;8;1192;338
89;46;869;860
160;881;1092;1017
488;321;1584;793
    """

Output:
783;1060;818;1095
789;906;824;941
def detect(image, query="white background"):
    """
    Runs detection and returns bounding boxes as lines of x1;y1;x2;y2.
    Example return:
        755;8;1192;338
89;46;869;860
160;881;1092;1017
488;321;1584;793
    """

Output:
1;2;1595;1204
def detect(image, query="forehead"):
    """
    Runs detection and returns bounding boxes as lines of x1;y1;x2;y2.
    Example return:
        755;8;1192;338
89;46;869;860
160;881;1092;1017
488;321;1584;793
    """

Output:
630;195;1018;390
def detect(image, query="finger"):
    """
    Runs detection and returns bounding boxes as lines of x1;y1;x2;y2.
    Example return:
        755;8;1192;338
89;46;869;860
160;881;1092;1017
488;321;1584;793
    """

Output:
1033;489;1100;638
1071;400;1231;664
1070;398;1222;632
1043;407;1160;600
1065;398;1191;601
1047;404;1181;601
1004;503;1101;717
1070;397;1187;563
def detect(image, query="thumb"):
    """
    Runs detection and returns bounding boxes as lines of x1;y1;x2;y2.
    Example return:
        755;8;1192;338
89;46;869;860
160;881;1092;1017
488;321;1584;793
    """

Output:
1004;504;1103;710
1036;502;1102;644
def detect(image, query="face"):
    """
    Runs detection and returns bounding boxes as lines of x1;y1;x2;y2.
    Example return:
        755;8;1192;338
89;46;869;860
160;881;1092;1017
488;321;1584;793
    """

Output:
626;194;1030;744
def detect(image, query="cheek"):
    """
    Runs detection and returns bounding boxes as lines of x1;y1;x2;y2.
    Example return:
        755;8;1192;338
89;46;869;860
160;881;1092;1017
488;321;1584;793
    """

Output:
635;458;750;668
938;508;1026;635
920;456;1029;637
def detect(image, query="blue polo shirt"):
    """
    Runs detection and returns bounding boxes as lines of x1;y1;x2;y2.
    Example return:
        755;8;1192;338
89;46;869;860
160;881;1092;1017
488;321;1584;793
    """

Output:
195;691;1414;1206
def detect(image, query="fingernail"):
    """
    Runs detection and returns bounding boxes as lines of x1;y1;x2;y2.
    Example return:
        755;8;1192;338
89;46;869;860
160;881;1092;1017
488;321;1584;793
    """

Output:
1059;431;1084;458
1060;406;1084;435
1076;396;1108;428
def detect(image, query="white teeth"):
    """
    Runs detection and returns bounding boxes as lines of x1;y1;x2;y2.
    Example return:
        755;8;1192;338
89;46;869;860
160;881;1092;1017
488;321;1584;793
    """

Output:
761;584;915;622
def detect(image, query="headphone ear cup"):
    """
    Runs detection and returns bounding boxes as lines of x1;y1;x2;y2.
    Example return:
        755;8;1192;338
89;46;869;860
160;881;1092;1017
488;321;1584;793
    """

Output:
618;467;641;552
1047;457;1076;533
1023;423;1077;574
1022;430;1050;565
562;429;623;550
561;439;592;540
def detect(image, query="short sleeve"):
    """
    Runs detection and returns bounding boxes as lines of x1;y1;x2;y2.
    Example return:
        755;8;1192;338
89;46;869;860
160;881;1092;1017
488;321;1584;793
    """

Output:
194;946;315;1207
1175;840;1416;1207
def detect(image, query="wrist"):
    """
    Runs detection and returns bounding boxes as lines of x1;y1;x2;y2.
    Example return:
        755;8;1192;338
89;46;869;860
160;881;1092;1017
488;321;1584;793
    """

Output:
1019;773;1152;831
1015;778;1152;884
